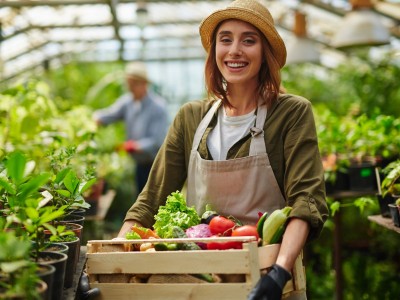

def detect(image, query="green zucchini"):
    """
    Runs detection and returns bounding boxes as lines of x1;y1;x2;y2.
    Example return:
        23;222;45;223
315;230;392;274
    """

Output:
262;206;292;245
269;223;286;244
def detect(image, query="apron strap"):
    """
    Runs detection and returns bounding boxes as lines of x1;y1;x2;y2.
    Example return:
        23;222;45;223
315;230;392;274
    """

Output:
191;100;222;150
249;102;267;156
192;99;267;156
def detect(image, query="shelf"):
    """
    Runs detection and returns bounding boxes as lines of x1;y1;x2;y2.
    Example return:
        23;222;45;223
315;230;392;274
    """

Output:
368;215;400;234
327;190;377;199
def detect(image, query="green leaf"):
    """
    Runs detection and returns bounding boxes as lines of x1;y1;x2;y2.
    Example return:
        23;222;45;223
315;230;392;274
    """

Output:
56;189;71;197
0;260;31;273
25;207;39;220
19;172;51;200
330;201;341;216
54;167;72;184
0;176;16;194
79;178;97;194
63;170;79;194
354;197;376;214
6;152;26;185
39;209;65;224
42;223;58;235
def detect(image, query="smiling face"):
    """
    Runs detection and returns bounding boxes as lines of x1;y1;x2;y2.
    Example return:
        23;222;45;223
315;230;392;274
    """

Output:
215;19;263;88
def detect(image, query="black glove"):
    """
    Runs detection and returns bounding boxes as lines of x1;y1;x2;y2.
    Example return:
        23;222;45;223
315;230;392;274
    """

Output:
77;272;100;300
247;264;292;300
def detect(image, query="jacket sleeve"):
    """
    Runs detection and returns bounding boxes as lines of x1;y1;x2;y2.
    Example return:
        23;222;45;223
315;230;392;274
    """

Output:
281;96;329;241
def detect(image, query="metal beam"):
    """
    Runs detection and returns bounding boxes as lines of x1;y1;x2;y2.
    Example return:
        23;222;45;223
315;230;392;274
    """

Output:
1;20;201;41
107;0;124;61
0;0;224;8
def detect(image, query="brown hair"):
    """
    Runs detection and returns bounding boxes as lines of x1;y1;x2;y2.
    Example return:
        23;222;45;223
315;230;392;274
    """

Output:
204;22;282;108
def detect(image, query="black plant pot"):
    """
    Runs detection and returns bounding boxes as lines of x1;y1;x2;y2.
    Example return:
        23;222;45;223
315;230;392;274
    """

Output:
37;251;68;300
325;170;350;194
58;214;85;226
37;264;56;300
44;242;69;256
348;163;377;191
59;236;80;288
388;204;400;227
376;194;395;218
67;208;86;217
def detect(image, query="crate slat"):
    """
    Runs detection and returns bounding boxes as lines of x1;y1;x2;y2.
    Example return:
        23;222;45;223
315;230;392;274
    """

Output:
87;250;253;274
89;283;251;300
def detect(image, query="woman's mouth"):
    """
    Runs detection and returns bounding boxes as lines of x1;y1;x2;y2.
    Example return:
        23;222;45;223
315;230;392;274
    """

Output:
226;62;248;69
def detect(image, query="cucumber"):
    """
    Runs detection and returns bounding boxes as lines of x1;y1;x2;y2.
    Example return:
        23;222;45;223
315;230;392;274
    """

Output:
171;226;202;251
154;242;178;251
256;212;268;239
192;273;214;282
262;206;292;245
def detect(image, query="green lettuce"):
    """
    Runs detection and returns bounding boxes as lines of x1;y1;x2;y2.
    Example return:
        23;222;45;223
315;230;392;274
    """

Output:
153;191;200;238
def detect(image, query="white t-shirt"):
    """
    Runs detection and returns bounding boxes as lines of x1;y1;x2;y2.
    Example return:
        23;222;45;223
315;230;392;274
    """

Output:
207;106;256;160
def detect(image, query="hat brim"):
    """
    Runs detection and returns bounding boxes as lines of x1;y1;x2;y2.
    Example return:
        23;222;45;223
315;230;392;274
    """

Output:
199;7;286;68
126;74;150;83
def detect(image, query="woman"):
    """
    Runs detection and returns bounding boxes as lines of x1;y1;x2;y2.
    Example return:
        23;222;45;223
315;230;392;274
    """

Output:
117;0;328;299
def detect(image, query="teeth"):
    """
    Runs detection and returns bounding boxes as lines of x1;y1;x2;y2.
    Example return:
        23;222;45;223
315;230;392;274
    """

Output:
227;62;246;68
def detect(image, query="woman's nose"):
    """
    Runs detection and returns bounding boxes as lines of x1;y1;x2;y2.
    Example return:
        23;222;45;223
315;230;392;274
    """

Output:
229;42;243;56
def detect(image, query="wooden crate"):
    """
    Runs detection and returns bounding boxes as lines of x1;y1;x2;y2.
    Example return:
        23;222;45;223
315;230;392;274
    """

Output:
86;237;306;300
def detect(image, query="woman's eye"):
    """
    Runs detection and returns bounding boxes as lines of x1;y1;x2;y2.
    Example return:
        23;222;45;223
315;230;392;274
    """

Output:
243;39;256;45
219;37;232;43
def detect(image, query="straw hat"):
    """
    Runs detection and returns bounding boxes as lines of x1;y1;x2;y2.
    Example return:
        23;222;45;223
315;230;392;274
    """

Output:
125;61;149;82
199;0;286;68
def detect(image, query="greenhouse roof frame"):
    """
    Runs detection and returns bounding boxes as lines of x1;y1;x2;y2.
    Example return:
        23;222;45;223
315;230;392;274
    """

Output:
1;0;400;85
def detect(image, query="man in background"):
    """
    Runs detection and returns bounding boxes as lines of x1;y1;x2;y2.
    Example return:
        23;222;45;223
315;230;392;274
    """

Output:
94;61;169;194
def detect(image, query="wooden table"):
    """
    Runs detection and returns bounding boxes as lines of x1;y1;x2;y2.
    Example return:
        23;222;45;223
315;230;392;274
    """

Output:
368;214;400;234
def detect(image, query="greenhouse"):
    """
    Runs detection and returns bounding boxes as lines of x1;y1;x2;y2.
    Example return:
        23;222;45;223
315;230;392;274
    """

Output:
1;0;400;299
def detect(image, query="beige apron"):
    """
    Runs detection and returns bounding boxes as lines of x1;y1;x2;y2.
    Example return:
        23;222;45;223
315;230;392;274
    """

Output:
187;100;286;225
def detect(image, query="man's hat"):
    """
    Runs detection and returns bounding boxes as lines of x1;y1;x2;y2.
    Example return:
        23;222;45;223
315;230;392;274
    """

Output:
199;0;287;68
125;61;149;82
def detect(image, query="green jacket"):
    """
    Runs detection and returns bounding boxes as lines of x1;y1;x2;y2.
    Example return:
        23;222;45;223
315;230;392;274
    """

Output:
125;94;329;241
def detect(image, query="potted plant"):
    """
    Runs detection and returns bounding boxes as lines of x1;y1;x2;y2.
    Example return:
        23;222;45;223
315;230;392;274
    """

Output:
381;160;400;226
0;151;72;299
48;233;80;288
0;230;47;300
315;108;350;193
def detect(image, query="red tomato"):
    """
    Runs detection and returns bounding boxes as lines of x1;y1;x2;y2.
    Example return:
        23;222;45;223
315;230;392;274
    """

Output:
209;216;236;236
206;236;242;250
231;225;259;240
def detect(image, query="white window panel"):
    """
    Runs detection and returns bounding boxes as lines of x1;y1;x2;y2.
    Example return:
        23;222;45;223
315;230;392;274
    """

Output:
3;29;47;60
118;25;141;39
22;5;111;26
116;3;137;24
48;27;115;42
145;24;198;39
3;48;46;75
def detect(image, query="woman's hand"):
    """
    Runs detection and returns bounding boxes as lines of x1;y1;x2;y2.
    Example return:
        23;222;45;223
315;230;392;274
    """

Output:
116;220;143;239
247;264;291;300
